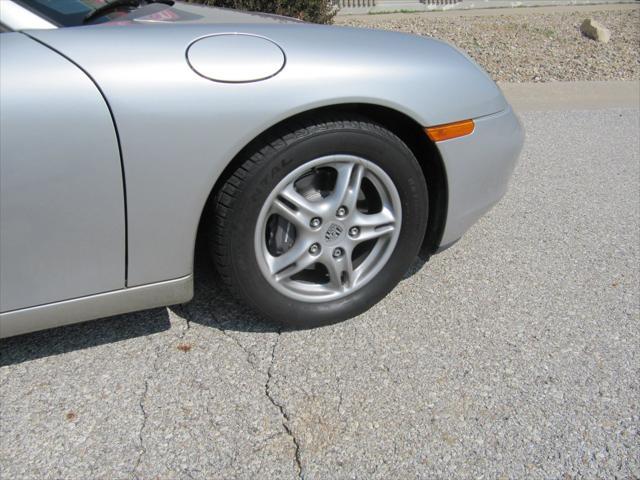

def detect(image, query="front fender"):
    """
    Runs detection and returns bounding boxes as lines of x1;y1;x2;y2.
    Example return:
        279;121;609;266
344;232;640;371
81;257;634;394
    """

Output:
29;23;507;286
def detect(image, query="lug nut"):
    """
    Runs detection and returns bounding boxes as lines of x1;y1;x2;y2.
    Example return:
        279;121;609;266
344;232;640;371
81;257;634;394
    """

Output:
349;226;360;237
336;206;348;218
310;217;322;228
309;243;320;255
333;247;344;258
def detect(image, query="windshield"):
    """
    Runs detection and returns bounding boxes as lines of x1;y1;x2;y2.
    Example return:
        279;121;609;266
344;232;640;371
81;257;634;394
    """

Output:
14;0;136;26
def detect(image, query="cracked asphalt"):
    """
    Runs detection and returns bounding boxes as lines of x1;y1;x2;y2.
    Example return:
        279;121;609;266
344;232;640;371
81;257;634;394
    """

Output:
1;107;639;479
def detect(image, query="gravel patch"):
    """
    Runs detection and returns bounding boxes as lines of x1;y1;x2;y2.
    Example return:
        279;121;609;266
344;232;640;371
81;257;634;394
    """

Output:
336;8;640;82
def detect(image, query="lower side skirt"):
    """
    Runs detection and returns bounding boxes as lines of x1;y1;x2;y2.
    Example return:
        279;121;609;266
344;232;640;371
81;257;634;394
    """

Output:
0;274;193;339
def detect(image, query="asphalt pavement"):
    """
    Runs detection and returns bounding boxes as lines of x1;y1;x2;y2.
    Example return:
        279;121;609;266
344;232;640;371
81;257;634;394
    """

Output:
1;95;638;478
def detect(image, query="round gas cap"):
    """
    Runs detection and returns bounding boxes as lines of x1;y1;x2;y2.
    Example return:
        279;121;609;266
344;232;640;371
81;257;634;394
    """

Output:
187;34;285;83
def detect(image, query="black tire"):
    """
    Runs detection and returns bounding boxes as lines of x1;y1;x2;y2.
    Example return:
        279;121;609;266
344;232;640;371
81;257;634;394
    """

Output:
208;114;428;327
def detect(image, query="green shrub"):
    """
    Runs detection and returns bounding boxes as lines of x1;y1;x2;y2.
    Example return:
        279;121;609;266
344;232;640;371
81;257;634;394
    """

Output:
185;0;336;24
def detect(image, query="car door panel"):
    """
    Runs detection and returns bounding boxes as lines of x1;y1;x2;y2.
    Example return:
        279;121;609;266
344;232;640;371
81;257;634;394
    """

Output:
0;33;125;312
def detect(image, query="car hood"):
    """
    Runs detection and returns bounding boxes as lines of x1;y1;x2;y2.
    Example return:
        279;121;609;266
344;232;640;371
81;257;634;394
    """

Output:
111;2;302;26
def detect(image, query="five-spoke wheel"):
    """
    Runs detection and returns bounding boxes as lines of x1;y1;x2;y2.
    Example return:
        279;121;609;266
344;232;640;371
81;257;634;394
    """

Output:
255;155;402;302
209;116;428;327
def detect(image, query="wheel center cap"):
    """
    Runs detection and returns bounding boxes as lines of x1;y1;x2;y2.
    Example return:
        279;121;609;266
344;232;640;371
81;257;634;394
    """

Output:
323;222;345;245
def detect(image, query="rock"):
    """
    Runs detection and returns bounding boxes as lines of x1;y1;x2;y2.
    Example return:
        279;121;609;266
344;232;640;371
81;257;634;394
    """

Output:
580;19;611;43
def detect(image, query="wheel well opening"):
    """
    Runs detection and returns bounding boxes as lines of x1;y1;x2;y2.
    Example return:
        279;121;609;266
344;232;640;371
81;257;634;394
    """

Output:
348;104;448;257
198;104;448;260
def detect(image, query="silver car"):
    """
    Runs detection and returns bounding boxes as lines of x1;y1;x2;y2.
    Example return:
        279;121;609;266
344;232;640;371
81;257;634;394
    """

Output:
0;0;524;338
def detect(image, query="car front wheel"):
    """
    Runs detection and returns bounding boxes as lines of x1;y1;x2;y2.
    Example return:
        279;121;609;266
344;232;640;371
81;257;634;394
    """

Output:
209;115;428;327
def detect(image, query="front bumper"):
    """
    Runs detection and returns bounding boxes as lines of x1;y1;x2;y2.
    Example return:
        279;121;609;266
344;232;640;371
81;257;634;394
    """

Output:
437;106;524;248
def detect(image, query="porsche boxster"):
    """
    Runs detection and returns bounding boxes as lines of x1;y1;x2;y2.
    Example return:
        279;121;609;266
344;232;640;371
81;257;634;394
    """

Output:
0;0;524;337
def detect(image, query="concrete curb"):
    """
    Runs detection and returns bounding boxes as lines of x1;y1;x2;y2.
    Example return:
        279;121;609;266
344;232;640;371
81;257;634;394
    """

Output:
336;3;637;20
336;0;636;15
499;81;640;112
454;0;635;10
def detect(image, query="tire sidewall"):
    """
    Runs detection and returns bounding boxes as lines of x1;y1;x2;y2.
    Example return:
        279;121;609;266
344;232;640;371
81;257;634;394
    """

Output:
226;125;428;326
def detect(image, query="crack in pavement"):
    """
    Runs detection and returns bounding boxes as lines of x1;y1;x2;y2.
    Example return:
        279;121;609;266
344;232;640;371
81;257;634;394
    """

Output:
183;299;263;373
213;325;261;374
131;307;192;478
265;332;304;480
205;317;304;479
132;378;149;478
131;339;164;478
172;304;192;338
142;302;304;479
195;297;304;478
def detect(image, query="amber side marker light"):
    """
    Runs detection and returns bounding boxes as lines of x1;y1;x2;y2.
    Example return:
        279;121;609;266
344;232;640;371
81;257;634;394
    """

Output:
425;119;475;142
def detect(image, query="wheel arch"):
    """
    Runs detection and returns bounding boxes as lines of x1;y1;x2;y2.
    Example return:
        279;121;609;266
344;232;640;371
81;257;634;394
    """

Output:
196;103;448;264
